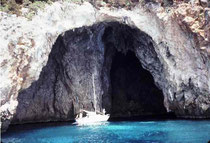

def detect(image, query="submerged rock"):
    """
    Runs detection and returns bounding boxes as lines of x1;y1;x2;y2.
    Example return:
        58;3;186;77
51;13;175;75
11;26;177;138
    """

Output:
0;1;209;132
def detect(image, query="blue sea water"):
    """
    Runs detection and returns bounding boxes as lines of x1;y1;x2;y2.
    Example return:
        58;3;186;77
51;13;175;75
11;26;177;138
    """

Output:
1;120;210;143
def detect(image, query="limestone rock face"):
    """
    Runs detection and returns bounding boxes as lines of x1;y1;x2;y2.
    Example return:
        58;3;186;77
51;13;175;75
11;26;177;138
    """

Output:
0;1;209;132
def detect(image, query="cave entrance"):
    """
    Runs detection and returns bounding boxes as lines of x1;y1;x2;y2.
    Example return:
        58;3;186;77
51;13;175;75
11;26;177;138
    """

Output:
110;50;166;118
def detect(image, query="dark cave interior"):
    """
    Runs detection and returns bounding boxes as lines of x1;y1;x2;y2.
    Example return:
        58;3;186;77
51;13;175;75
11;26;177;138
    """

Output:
100;22;168;118
110;50;167;117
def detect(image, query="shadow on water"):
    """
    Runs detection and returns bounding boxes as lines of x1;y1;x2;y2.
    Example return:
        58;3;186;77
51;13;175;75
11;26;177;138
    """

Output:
2;118;210;143
109;112;177;121
2;120;75;135
4;113;210;136
4;114;210;136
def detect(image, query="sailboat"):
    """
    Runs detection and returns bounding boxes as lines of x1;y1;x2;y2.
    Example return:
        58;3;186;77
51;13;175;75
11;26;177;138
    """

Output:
74;73;110;125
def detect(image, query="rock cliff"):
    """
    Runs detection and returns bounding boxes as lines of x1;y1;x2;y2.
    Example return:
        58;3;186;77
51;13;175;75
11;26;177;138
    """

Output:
0;1;210;132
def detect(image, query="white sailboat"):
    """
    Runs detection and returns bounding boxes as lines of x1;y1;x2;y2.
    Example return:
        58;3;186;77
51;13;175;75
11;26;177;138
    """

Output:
74;73;110;125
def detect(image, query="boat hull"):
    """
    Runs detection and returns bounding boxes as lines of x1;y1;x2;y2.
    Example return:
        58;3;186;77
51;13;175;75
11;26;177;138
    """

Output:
75;114;110;126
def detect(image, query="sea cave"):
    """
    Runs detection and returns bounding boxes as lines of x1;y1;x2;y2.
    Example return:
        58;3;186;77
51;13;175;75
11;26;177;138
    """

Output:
1;1;210;142
9;22;170;124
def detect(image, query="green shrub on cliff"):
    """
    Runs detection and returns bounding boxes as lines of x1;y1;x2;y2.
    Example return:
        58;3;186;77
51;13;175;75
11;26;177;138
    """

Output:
25;0;50;19
0;0;22;15
0;0;56;17
0;0;83;15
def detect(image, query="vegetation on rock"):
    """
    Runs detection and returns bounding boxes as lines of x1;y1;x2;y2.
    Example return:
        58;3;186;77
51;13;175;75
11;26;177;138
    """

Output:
0;0;50;15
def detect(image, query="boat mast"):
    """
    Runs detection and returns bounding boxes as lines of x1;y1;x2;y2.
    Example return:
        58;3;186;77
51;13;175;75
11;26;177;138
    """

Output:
92;72;96;113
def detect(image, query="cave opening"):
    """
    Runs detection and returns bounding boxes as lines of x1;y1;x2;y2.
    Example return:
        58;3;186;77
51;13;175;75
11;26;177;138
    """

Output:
11;22;173;126
100;22;168;119
109;49;167;118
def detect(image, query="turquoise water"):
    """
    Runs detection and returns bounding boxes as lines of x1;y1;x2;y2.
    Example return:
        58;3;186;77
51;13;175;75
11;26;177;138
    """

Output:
2;120;210;143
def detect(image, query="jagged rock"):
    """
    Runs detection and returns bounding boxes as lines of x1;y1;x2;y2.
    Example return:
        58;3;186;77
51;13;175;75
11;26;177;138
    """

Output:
204;8;210;25
163;0;173;6
0;1;209;132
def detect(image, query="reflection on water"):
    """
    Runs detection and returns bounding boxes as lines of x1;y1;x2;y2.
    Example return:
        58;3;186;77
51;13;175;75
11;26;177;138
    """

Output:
2;120;210;143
